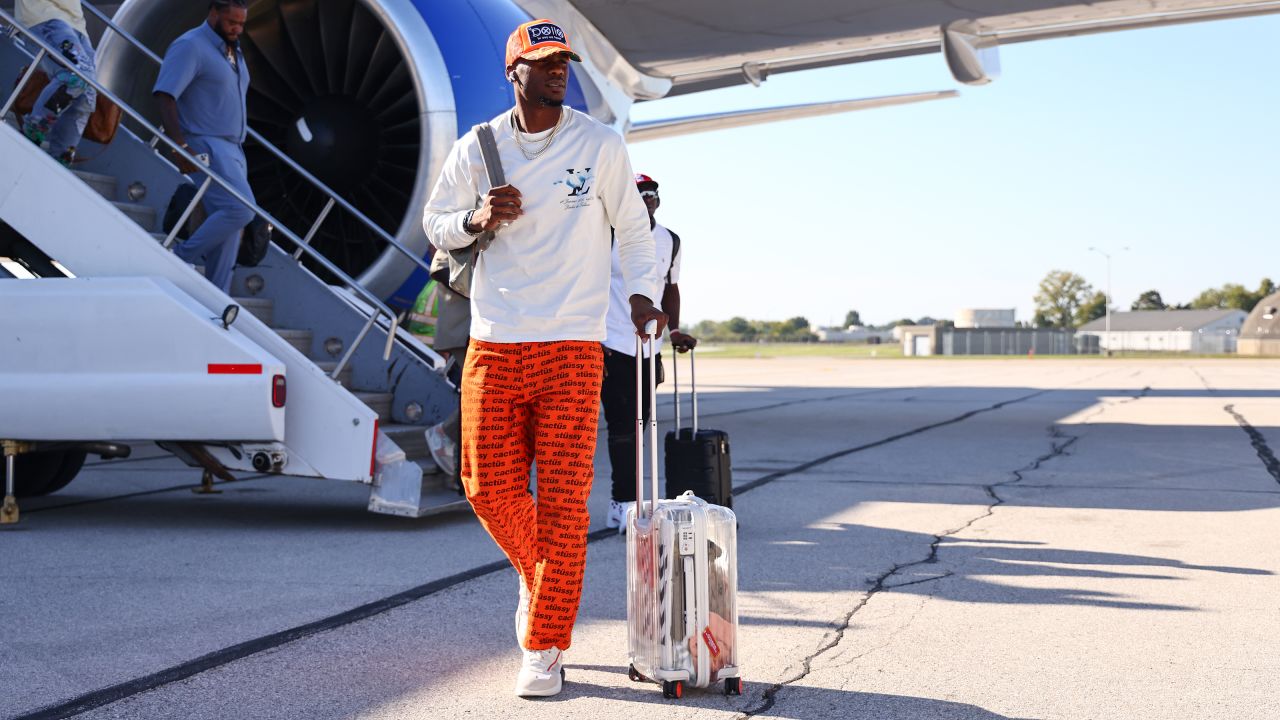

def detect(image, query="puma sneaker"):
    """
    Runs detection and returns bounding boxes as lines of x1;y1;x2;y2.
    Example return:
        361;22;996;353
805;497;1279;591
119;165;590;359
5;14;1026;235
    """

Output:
606;500;635;534
515;646;565;697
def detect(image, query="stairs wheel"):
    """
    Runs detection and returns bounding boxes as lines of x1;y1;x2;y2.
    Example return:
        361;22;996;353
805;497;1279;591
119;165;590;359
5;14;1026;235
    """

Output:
1;450;87;497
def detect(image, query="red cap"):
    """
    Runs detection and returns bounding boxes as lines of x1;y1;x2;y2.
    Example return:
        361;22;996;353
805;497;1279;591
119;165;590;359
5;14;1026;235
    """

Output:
635;173;658;189
505;19;582;67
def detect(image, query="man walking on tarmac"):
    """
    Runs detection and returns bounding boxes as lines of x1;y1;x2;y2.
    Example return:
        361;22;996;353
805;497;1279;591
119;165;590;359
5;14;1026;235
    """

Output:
602;173;697;531
422;19;664;698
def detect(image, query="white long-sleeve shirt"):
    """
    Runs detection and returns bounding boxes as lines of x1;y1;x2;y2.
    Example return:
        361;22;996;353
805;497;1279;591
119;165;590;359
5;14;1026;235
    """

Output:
422;108;659;343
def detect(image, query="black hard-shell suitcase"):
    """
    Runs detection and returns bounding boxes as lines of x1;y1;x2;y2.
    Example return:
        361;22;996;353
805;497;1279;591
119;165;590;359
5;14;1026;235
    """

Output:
664;349;733;508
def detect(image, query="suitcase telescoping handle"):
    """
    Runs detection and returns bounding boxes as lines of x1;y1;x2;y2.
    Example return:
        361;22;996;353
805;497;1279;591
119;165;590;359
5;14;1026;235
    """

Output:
671;345;699;435
635;320;660;520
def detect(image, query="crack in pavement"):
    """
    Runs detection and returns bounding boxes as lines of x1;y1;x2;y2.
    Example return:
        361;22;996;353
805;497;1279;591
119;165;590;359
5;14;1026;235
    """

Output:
734;383;1153;718
1224;404;1280;486
16;377;1109;719
734;388;1053;499
1187;365;1278;485
833;594;938;677
737;420;1083;717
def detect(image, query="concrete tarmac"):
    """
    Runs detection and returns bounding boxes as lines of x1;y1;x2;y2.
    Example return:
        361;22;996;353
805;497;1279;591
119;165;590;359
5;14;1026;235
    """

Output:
3;358;1278;719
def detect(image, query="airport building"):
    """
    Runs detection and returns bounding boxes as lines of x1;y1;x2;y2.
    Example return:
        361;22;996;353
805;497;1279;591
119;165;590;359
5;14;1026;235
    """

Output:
1077;309;1246;353
816;326;895;343
1238;293;1280;356
901;324;1081;356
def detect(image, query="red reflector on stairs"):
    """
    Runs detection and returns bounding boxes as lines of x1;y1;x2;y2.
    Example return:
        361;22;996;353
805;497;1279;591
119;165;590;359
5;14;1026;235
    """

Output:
371;419;380;478
208;363;263;374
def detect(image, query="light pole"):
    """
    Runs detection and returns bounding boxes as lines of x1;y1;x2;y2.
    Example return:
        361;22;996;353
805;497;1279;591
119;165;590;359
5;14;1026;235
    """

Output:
1088;245;1129;355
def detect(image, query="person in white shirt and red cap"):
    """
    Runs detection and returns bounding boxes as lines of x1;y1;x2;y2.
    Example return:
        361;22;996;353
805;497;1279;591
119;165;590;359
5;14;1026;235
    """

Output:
601;173;697;531
422;18;664;698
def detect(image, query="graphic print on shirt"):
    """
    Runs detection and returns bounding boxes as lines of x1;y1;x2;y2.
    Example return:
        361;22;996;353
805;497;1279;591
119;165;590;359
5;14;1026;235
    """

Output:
555;167;594;209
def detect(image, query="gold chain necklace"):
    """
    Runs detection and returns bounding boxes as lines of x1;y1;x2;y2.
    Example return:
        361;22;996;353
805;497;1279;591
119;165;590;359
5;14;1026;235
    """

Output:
510;108;564;160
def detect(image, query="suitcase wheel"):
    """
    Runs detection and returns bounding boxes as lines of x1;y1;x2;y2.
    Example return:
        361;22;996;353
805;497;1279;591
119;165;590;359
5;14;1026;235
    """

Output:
627;664;643;682
662;680;684;699
724;677;743;696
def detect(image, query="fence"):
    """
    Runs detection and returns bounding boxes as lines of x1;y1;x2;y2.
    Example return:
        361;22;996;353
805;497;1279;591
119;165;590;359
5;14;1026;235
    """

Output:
940;328;1085;356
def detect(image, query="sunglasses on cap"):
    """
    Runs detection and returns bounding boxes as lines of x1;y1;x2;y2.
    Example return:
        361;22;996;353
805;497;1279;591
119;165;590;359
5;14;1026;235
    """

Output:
640;190;659;199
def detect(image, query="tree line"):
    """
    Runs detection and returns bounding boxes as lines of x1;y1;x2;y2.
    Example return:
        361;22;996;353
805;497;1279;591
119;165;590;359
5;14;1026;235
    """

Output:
689;310;944;343
1033;271;1275;329
687;274;1275;341
690;316;819;342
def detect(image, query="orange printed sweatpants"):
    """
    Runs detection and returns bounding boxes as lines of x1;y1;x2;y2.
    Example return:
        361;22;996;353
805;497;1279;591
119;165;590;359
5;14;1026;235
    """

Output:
460;339;604;651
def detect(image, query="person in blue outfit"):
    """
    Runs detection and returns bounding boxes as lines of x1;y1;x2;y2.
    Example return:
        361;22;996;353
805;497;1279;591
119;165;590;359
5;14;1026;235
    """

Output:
152;0;252;293
16;0;98;166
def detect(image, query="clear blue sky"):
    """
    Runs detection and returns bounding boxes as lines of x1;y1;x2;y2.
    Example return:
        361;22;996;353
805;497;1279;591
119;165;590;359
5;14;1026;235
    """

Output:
626;14;1280;328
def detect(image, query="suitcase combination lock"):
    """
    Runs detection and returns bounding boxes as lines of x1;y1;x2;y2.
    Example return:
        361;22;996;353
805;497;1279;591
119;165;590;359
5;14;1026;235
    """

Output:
678;523;696;556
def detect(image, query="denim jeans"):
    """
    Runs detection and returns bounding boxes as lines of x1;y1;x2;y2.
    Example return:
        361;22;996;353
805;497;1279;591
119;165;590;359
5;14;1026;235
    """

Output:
26;20;97;158
177;135;255;293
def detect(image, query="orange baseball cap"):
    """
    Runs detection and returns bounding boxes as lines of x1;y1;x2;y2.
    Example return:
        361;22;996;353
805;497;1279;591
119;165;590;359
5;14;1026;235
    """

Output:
505;19;582;67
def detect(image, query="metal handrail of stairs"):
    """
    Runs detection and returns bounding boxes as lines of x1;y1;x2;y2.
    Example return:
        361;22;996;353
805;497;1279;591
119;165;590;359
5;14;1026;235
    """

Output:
0;7;398;379
78;0;435;273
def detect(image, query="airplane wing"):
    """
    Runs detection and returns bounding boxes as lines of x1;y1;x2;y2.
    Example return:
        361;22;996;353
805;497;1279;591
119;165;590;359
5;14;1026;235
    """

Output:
517;0;1280;99
626;91;958;143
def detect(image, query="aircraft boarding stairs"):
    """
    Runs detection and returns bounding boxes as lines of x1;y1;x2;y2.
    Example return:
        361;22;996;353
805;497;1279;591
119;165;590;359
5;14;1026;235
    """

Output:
0;11;465;519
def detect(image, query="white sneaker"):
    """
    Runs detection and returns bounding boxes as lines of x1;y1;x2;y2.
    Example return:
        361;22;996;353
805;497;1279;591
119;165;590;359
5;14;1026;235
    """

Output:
515;581;530;648
515;646;565;697
424;422;457;477
605;500;635;534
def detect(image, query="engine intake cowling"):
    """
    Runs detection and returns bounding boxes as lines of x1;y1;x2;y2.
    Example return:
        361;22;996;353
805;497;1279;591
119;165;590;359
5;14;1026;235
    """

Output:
98;0;588;305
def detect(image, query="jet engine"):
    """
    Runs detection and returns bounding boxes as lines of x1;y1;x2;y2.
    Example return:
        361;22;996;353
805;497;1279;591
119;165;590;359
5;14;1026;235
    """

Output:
97;0;591;305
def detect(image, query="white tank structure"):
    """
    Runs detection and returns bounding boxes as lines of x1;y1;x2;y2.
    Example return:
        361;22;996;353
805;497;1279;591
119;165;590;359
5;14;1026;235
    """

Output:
955;308;1016;328
1238;292;1280;356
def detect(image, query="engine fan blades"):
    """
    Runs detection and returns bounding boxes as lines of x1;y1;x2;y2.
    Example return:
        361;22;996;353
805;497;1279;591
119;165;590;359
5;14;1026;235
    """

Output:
239;0;417;281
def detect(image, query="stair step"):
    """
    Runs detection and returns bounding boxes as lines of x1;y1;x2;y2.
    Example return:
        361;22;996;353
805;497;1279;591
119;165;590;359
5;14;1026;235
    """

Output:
113;201;156;231
273;328;313;356
415;457;444;476
353;391;393;421
313;360;353;387
382;422;430;460
233;296;273;326
73;169;117;201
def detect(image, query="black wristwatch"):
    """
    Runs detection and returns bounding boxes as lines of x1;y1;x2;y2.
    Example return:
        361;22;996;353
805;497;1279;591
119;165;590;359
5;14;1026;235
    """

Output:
462;209;481;236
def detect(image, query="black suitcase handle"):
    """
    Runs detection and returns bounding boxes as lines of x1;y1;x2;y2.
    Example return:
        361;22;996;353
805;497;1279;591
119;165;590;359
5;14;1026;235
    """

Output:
672;347;699;434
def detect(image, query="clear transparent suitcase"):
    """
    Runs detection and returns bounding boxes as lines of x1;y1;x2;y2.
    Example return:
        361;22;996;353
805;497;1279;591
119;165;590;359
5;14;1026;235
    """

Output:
626;325;742;698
